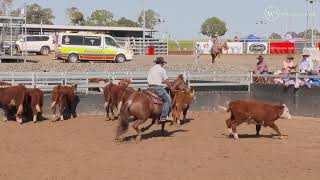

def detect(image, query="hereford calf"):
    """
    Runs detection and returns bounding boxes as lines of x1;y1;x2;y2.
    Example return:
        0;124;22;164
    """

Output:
51;84;77;121
0;85;26;124
171;87;194;125
25;88;44;123
226;100;291;139
103;83;135;121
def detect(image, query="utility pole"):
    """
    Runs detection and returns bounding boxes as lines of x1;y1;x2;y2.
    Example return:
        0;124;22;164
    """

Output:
306;0;315;47
142;0;146;55
24;3;27;63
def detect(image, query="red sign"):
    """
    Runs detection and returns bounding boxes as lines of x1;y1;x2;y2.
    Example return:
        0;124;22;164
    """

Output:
270;42;295;54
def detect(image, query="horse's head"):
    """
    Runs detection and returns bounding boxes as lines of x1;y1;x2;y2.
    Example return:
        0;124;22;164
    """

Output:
170;74;188;91
222;42;229;50
118;79;131;87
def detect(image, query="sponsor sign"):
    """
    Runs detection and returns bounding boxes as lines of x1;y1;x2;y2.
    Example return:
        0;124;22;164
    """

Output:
196;42;244;54
195;42;211;54
222;42;244;54
270;42;295;54
247;42;268;54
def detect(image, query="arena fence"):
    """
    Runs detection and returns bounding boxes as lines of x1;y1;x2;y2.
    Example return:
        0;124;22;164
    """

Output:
0;71;252;93
1;72;320;117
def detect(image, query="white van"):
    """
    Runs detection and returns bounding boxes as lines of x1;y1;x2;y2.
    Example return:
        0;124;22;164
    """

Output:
55;33;134;63
15;35;55;55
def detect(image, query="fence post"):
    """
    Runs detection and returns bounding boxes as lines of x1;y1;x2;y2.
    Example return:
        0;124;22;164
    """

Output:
249;72;253;92
86;72;89;94
32;73;35;88
11;73;14;85
112;72;115;83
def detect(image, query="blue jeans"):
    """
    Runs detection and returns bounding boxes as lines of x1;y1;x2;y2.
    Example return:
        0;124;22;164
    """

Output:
153;86;171;119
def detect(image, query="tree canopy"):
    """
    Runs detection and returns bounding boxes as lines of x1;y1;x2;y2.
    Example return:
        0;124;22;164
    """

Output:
269;32;282;39
26;3;55;24
66;7;85;25
138;9;160;29
0;0;13;15
116;17;139;27
200;17;227;37
86;9;114;26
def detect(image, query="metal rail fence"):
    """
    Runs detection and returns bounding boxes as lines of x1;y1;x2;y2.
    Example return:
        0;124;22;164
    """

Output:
0;71;252;93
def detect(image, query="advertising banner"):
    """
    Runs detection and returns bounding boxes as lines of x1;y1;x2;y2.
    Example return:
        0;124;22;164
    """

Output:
246;42;268;54
270;42;295;54
222;42;244;54
196;42;244;54
195;42;211;54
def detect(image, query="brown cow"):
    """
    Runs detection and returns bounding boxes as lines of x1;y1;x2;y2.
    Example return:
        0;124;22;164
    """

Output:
0;81;11;86
0;85;26;124
171;87;194;126
226;100;291;139
25;88;44;123
103;83;135;121
51;84;77;121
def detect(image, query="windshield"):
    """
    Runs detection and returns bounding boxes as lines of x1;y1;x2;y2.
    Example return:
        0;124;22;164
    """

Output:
105;37;118;47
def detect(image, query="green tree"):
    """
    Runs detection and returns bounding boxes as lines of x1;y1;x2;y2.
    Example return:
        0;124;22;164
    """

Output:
200;17;227;37
86;9;114;26
0;0;13;15
66;7;85;25
138;9;160;29
269;32;282;39
116;17;139;27
26;3;55;24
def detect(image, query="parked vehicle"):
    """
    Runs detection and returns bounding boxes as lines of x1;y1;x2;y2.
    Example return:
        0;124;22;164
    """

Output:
15;35;55;56
55;33;134;63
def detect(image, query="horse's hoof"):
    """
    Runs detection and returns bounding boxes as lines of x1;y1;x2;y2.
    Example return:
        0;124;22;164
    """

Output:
278;136;284;139
114;138;123;142
136;135;142;141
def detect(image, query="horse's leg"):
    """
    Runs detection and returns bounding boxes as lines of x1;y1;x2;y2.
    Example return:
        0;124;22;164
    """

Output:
58;95;65;121
132;119;146;141
161;122;166;136
141;118;156;132
182;105;189;125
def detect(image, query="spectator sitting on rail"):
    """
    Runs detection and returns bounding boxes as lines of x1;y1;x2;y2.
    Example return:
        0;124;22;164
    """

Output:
255;55;269;74
282;55;297;73
299;52;313;74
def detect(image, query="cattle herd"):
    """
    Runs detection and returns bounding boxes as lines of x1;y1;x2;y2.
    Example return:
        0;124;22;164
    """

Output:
0;75;292;141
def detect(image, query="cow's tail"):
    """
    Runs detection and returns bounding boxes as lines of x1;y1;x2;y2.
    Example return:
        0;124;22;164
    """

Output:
116;98;133;138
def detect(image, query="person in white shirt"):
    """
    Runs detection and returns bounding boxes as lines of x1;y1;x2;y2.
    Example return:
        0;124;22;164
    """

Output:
299;53;313;73
147;57;171;122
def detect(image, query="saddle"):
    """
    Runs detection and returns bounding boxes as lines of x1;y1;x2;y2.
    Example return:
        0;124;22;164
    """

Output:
142;88;163;105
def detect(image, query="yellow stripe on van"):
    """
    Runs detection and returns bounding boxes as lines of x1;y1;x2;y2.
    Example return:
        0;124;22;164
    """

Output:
61;47;118;55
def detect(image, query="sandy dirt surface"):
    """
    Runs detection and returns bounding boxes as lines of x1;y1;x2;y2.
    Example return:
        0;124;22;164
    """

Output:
0;112;319;180
22;53;317;72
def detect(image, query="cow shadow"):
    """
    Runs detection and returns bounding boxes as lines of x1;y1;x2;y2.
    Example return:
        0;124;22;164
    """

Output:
120;129;188;142
222;133;284;139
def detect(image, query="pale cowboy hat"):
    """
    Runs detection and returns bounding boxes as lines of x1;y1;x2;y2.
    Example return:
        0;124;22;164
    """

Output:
256;55;264;60
213;34;219;37
301;52;311;57
153;57;167;64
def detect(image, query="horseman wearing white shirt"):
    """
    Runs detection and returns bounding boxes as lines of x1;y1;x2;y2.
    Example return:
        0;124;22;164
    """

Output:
147;57;171;122
299;52;313;73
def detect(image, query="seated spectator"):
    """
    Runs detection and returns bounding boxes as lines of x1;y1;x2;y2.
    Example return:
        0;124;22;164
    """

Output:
282;55;297;73
299;52;313;74
255;55;269;74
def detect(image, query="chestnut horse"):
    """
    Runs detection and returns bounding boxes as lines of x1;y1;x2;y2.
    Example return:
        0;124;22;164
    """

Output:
211;42;229;63
115;74;188;141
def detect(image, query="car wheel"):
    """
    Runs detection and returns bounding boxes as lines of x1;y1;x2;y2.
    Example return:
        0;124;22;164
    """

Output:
115;54;126;63
40;47;50;56
68;54;79;63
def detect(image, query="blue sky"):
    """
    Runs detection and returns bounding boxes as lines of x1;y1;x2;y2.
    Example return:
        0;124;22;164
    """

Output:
14;0;320;39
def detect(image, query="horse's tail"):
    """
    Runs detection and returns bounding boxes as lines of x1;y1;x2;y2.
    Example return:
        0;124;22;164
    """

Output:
116;98;133;138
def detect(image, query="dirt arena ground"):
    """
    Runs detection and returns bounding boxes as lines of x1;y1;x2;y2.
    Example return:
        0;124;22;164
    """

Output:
30;53;304;66
0;112;320;180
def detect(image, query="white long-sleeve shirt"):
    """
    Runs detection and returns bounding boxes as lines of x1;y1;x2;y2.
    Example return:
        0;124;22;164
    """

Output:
147;64;168;86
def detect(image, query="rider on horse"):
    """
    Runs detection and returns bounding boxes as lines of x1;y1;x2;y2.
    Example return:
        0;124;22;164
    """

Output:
147;57;171;122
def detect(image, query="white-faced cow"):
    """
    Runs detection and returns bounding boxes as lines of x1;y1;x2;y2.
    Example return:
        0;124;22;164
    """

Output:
226;100;291;139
